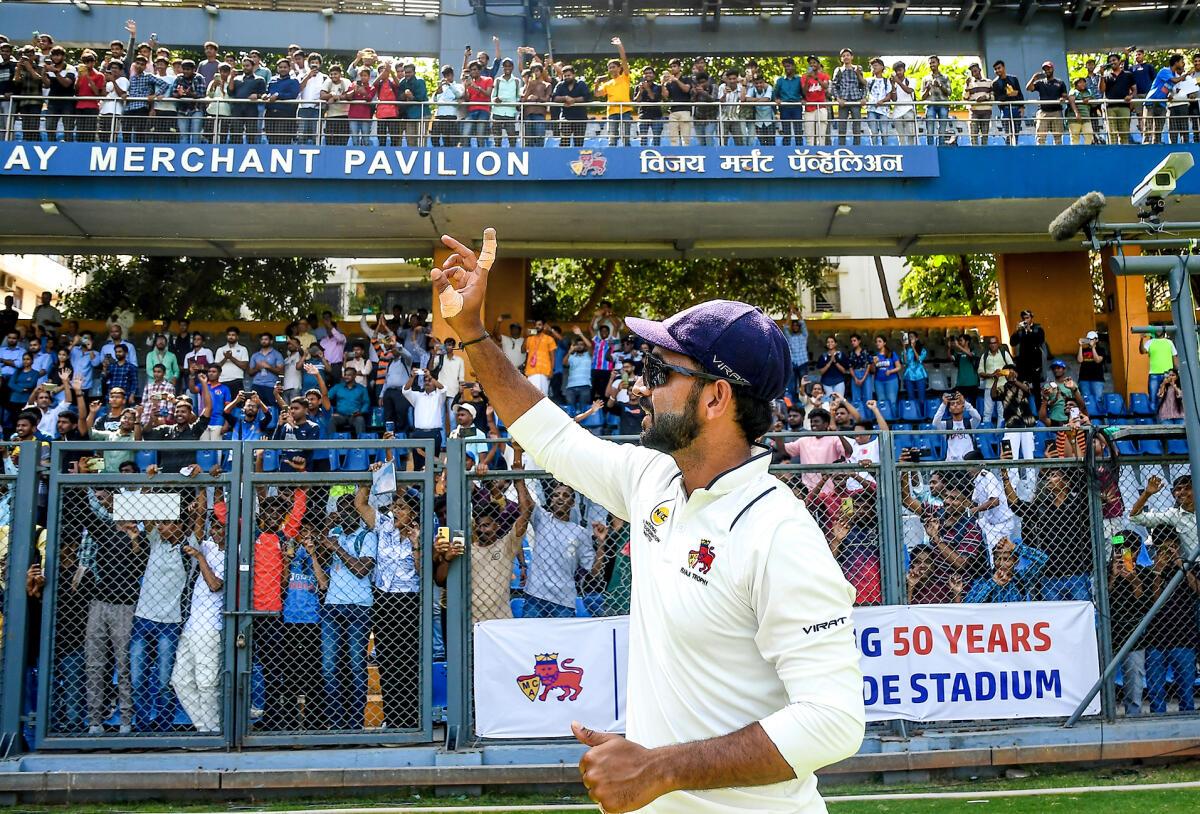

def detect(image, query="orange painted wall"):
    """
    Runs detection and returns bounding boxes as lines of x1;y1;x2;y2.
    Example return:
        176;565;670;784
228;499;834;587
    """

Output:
996;252;1096;362
1103;246;1150;398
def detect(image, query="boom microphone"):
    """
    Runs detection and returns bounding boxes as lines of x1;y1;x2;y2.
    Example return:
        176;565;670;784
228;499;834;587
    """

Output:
1048;191;1107;241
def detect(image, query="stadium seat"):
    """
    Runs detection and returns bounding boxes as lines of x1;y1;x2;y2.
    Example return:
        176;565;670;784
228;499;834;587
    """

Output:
1082;394;1101;418
575;596;589;617
1103;393;1127;417
924;397;941;418
1115;440;1138;456
510;597;525;618
875;401;895;422
135;450;157;471
260;449;280;471
851;401;867;419
266;406;280;429
342;448;370;471
1129;392;1153;416
579;409;605;430
195;449;219;470
1139;439;1165;456
432;661;448;708
899;400;923;424
1168;438;1189;455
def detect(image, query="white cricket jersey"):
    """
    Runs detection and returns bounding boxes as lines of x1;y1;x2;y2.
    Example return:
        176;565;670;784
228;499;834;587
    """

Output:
509;399;864;814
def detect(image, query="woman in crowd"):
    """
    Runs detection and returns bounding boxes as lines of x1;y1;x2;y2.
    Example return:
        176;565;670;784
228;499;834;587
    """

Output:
1157;369;1185;424
847;333;872;403
901;330;929;415
871;335;901;413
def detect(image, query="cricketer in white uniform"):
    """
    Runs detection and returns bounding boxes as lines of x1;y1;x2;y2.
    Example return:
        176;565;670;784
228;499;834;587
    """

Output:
432;233;864;814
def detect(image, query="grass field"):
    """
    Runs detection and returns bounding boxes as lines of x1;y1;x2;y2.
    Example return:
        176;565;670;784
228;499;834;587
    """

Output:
9;761;1200;814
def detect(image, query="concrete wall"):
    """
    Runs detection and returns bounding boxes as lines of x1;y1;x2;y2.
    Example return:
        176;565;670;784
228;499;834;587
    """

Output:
3;2;1194;70
996;251;1097;365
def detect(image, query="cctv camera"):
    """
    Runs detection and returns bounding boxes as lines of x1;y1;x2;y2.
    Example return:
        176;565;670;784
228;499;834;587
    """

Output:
1131;151;1194;211
417;194;434;217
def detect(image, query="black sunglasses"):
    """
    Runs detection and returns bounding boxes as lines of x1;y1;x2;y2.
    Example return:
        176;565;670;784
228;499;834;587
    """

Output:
642;353;742;390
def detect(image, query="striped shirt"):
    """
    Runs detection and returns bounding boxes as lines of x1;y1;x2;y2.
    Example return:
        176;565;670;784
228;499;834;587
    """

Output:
591;337;616;372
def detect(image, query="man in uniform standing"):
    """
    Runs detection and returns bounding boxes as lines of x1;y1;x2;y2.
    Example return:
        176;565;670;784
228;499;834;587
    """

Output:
430;229;864;814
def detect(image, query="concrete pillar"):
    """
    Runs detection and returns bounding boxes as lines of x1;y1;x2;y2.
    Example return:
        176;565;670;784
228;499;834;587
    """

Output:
996;251;1096;362
980;17;1068;93
431;245;529;378
1101;245;1148;399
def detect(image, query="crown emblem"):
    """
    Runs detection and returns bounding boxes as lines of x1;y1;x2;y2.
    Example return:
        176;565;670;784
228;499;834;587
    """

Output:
534;653;559;664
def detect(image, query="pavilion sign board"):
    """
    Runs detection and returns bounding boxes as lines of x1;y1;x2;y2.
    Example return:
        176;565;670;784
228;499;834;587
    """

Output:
0;143;939;182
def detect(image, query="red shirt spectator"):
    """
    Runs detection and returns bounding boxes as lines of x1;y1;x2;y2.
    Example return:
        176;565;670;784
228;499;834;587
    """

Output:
76;65;106;110
802;69;829;113
465;74;494;113
374;74;401;119
347;76;376;119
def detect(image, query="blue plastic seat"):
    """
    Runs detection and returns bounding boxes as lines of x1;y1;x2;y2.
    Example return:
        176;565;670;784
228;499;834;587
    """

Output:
1082;394;1101;418
135;450;157;471
266;406;280;430
898;400;922;423
1139;439;1165;456
1115;440;1138;456
580;409;604;429
510;597;525;618
260;449;280;471
1104;393;1127;417
342;448;370;471
875;401;895;421
195;449;219;470
1168;438;1189;455
924;397;941;418
851;401;867;419
1129;392;1153;416
575;596;589;617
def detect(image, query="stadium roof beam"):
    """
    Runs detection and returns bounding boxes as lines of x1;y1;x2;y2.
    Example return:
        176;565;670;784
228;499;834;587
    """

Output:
699;0;721;30
790;0;818;30
1017;0;1039;22
882;0;908;31
1166;0;1197;23
958;0;990;30
1069;0;1104;26
469;0;487;23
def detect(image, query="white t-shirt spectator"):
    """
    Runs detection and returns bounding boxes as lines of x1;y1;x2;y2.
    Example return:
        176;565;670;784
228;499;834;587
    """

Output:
321;76;351;117
134;529;189;624
298;70;328;108
101;76;130;116
526;504;595;609
183;538;226;635
892;78;915;118
437;354;465;401
282;350;302;392
972;469;1016;536
499;334;525;370
215;342;249;383
373;511;419;593
434;81;463;117
185;347;214;375
403;386;447;430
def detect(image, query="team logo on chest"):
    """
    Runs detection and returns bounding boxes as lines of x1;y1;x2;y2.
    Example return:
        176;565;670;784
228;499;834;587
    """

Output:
681;539;717;585
642;500;672;543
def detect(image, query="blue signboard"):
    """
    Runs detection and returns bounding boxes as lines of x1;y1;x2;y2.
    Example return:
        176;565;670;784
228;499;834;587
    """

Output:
0;142;939;182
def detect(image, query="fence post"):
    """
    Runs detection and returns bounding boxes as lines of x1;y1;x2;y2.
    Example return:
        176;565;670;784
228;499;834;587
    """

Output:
221;443;242;748
442;438;471;747
1084;428;1117;721
0;443;40;755
874;430;910;740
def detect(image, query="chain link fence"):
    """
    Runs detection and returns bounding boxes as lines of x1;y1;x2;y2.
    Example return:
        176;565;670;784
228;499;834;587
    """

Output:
8;429;1198;751
38;451;236;744
238;438;434;745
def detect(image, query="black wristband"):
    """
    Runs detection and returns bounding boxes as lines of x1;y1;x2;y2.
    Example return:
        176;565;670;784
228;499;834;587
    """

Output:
459;332;490;350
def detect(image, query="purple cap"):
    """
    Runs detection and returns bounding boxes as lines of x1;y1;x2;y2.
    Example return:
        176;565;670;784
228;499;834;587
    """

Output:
625;300;790;401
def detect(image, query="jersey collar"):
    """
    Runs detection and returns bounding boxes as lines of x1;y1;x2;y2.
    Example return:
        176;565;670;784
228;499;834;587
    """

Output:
682;444;773;506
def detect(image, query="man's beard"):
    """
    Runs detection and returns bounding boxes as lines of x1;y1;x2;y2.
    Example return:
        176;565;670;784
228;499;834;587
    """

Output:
641;380;703;454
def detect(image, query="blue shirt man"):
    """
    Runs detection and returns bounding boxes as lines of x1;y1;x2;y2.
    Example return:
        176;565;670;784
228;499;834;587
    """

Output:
250;336;284;392
328;375;370;417
71;343;101;393
272;398;320;471
0;334;25;378
1129;54;1155;96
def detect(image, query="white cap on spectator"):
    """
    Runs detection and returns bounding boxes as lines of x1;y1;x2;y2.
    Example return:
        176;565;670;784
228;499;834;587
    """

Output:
1086;330;1099;340
457;403;477;420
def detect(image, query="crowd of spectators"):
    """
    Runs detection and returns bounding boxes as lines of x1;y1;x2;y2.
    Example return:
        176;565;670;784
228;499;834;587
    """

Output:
4;290;1197;734
2;23;1199;147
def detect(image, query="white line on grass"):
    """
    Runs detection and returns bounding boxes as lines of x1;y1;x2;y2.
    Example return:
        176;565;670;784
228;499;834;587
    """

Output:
150;778;1200;814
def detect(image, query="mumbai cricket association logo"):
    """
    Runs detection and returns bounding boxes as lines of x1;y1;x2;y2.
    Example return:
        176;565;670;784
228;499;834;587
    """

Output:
569;149;607;177
516;653;585;702
688;540;717;574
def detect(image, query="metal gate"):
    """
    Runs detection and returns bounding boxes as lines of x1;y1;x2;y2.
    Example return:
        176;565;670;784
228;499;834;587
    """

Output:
32;438;435;749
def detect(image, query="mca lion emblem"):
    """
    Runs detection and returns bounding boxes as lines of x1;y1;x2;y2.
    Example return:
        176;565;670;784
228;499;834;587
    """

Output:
688;540;716;574
516;653;585;702
569;150;607;177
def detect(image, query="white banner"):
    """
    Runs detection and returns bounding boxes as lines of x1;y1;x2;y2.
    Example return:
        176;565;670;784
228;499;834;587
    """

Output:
855;601;1100;722
474;616;628;739
473;603;1099;738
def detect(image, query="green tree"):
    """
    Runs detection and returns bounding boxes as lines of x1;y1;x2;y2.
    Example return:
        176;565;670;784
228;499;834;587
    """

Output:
529;257;834;321
898;254;997;316
60;255;332;321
